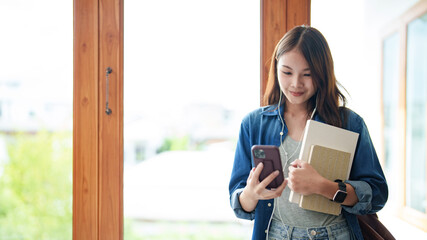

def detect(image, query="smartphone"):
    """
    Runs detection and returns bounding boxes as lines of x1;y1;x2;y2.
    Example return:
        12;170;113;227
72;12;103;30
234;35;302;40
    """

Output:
251;145;284;189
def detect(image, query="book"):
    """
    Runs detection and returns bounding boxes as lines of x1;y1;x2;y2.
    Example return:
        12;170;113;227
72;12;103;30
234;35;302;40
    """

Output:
299;145;351;215
289;120;359;214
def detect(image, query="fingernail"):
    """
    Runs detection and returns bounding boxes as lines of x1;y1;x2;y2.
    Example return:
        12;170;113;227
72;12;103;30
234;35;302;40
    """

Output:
258;162;263;167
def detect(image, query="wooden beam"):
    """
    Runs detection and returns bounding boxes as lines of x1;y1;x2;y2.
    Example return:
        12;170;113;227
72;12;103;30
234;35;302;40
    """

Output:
260;0;311;106
74;0;123;239
286;0;311;31
98;0;124;239
73;0;99;239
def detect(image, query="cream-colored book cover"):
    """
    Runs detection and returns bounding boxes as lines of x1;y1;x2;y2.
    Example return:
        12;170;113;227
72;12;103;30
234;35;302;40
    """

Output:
299;145;351;215
289;120;359;205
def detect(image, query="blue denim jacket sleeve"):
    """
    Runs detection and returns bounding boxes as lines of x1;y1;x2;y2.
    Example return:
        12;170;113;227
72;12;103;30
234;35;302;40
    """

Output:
230;188;256;220
343;180;373;214
229;114;256;220
341;111;388;215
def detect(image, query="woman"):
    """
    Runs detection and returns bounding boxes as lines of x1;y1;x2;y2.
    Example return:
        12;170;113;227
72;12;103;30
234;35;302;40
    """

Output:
229;25;388;240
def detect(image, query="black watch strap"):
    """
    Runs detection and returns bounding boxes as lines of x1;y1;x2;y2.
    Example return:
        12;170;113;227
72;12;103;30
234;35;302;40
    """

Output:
335;179;346;191
332;179;347;203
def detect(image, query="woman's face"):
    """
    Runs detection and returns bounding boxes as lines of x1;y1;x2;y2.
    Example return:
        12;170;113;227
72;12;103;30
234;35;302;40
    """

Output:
277;49;316;108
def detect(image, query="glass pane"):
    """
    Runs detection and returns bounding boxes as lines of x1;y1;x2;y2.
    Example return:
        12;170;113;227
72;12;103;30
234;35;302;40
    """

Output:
382;32;400;206
406;12;427;213
0;1;72;239
124;0;259;239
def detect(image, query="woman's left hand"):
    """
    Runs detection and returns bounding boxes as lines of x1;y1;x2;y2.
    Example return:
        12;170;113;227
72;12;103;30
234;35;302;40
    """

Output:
287;159;325;196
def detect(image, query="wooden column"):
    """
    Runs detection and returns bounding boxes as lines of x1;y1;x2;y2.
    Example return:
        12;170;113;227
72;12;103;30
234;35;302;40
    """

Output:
98;0;124;239
260;0;311;105
73;0;123;239
73;0;99;239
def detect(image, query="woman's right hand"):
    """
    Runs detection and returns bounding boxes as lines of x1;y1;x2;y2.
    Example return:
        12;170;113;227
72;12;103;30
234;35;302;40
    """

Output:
239;162;287;212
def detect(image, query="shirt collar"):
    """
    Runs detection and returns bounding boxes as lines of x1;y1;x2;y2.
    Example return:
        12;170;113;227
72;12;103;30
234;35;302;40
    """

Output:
260;104;284;116
260;103;324;123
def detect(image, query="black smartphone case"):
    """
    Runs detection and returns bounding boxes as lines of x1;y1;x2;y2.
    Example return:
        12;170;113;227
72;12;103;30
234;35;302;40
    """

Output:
251;145;284;189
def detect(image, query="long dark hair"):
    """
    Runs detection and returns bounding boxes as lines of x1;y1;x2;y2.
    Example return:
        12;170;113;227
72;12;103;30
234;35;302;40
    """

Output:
263;25;347;128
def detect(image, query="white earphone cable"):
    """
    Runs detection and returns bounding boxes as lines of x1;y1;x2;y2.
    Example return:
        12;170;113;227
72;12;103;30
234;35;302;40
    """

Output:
275;91;317;230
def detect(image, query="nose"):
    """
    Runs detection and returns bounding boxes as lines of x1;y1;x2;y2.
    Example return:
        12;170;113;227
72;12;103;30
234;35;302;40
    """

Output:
290;74;303;88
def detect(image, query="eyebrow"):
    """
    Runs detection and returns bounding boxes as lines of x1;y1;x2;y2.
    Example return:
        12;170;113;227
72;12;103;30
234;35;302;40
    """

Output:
281;65;310;71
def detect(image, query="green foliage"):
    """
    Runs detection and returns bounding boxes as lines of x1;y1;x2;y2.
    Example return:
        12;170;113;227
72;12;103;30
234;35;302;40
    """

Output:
156;135;190;153
0;131;72;240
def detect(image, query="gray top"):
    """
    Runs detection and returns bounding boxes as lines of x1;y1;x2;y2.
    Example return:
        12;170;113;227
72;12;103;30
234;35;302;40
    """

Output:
272;135;345;227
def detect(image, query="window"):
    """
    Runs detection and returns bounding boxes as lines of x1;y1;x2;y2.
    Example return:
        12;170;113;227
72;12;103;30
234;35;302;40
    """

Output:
123;1;259;238
382;32;400;209
382;1;427;231
0;1;72;239
406;12;427;213
311;0;427;234
72;0;311;238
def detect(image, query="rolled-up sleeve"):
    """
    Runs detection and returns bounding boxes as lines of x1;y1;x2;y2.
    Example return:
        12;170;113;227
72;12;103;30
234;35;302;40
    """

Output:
345;112;388;215
343;180;373;215
230;188;256;220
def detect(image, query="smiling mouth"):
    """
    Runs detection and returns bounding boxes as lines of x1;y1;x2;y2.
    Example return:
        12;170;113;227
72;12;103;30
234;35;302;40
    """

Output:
290;91;304;97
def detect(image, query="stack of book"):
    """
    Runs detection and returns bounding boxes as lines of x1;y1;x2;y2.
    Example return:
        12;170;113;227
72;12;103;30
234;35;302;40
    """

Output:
289;120;359;215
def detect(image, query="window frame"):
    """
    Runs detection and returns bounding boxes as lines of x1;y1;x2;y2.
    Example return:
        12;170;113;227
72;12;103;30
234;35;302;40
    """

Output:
381;0;427;232
73;0;310;239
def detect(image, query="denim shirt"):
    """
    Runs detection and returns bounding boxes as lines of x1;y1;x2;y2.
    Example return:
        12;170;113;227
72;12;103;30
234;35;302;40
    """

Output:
228;104;388;240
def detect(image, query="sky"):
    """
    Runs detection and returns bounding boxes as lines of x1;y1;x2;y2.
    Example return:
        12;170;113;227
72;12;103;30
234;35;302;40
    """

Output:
0;0;378;129
124;0;260;119
0;0;73;102
1;0;410;147
0;0;260;131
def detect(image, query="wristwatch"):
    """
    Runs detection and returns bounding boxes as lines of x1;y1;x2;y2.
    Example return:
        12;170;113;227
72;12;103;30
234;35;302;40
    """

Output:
332;179;347;203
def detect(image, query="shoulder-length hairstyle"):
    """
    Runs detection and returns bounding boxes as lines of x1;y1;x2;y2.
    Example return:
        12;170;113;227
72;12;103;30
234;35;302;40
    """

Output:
263;25;347;128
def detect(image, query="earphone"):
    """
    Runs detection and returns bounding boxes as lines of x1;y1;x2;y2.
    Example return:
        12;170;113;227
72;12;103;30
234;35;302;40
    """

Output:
277;90;317;155
274;90;318;232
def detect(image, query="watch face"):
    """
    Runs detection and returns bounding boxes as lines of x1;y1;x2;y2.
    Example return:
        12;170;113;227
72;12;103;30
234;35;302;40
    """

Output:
334;190;347;203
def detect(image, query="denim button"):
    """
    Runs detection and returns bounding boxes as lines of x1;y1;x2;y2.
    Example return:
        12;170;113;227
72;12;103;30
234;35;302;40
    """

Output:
268;203;272;207
310;230;317;235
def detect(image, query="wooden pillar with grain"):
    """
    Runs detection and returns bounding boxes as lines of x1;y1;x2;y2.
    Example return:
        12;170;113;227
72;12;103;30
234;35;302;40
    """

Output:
73;0;99;239
260;0;311;106
73;0;124;239
98;0;124;239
